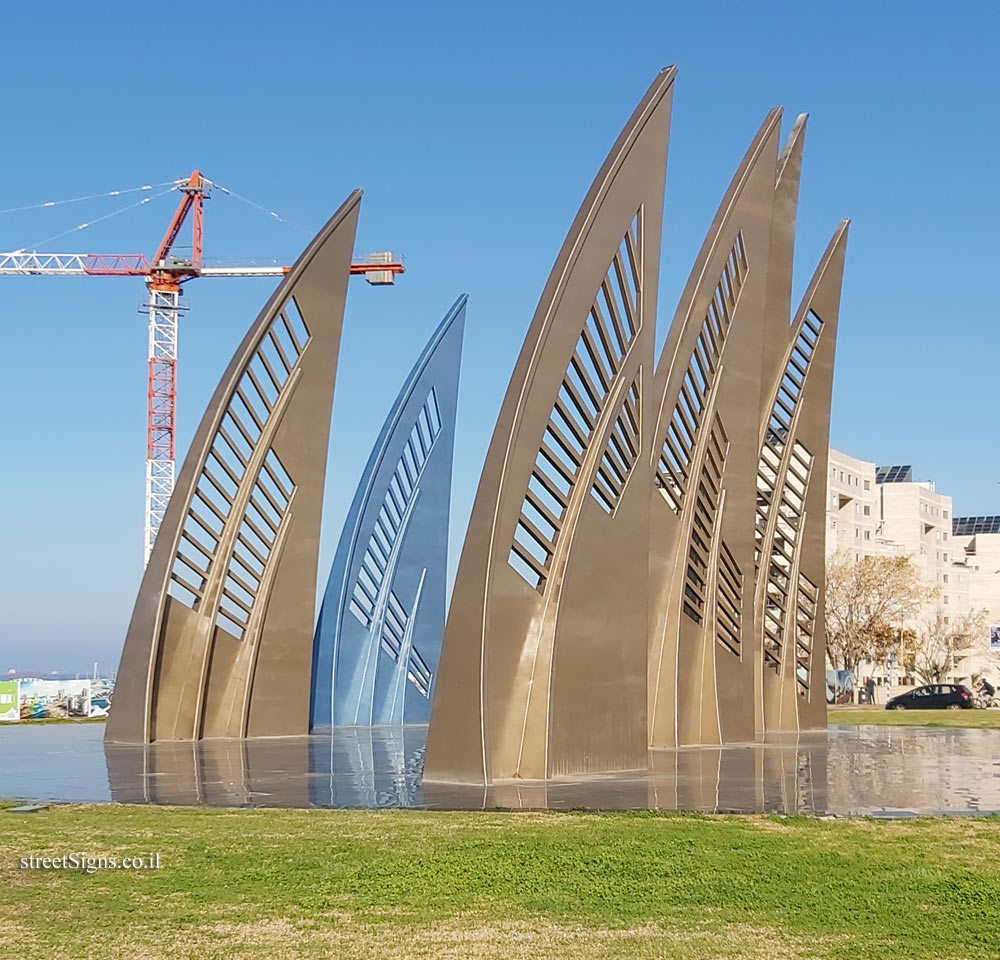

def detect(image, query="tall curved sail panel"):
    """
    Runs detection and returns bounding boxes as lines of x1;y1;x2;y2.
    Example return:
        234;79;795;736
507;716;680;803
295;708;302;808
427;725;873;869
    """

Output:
759;116;808;407
751;115;808;733
106;192;361;744
647;112;782;748
756;223;848;733
311;296;467;729
426;68;675;784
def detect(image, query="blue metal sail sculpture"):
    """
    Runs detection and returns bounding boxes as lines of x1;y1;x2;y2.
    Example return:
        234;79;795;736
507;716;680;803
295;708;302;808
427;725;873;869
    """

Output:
310;295;467;728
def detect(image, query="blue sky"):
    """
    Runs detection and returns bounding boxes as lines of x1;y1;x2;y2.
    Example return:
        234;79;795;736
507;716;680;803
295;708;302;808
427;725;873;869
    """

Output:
1;0;997;672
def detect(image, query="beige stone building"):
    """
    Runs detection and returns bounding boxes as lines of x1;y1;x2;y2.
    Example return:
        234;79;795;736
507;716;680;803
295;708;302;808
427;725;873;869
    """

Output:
825;451;970;618
825;449;988;695
952;518;1000;670
873;464;969;620
825;449;879;560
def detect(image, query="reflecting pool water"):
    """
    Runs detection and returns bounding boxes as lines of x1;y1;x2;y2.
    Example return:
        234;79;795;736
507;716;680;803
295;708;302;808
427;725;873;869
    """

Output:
2;722;999;816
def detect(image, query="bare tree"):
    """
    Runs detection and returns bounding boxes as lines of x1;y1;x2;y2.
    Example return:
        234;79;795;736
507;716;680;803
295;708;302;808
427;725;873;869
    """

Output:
907;610;988;684
824;553;924;674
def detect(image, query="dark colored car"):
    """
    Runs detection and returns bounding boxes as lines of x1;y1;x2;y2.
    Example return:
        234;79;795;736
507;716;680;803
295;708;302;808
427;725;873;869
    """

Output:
886;683;974;710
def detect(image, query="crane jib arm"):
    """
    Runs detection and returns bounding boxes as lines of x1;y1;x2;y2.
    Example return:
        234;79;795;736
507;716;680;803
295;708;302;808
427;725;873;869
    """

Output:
0;252;152;275
0;252;403;279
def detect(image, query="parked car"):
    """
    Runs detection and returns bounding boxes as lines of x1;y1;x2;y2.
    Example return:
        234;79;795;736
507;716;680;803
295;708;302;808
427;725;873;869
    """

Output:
886;684;974;710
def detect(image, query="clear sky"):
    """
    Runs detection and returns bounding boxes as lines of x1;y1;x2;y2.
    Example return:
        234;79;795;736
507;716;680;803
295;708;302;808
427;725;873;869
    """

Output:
1;0;997;673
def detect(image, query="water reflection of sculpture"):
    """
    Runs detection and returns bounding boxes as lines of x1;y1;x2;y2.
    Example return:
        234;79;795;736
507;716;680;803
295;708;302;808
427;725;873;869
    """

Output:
104;728;827;814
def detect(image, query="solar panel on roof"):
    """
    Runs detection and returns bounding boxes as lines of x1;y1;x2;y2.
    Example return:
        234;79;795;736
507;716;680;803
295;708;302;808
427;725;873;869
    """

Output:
952;516;1000;536
875;464;912;484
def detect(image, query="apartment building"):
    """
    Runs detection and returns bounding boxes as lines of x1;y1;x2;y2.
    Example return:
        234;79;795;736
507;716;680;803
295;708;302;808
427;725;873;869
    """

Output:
824;450;988;696
825;449;878;560
952;517;1000;630
874;464;969;620
825;450;969;619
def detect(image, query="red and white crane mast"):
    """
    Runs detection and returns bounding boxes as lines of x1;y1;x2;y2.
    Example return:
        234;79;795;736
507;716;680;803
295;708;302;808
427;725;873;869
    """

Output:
142;171;206;564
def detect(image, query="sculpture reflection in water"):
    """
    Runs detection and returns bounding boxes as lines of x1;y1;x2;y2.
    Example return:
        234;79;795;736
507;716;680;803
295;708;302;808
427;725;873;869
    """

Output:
104;729;826;813
309;727;425;808
104;729;424;808
104;736;313;807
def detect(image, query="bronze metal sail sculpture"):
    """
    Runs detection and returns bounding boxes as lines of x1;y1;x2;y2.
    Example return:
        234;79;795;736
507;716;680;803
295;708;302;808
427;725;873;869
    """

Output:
755;222;848;734
106;192;361;743
427;68;848;782
105;67;849;772
646;109;783;748
426;68;675;783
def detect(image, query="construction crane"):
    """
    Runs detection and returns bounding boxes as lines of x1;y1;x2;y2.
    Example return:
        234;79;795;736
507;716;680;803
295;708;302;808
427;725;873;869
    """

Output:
0;171;404;564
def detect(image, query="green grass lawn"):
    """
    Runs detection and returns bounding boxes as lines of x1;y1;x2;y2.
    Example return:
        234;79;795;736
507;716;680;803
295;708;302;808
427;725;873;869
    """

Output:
2;804;998;960
828;707;1000;729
